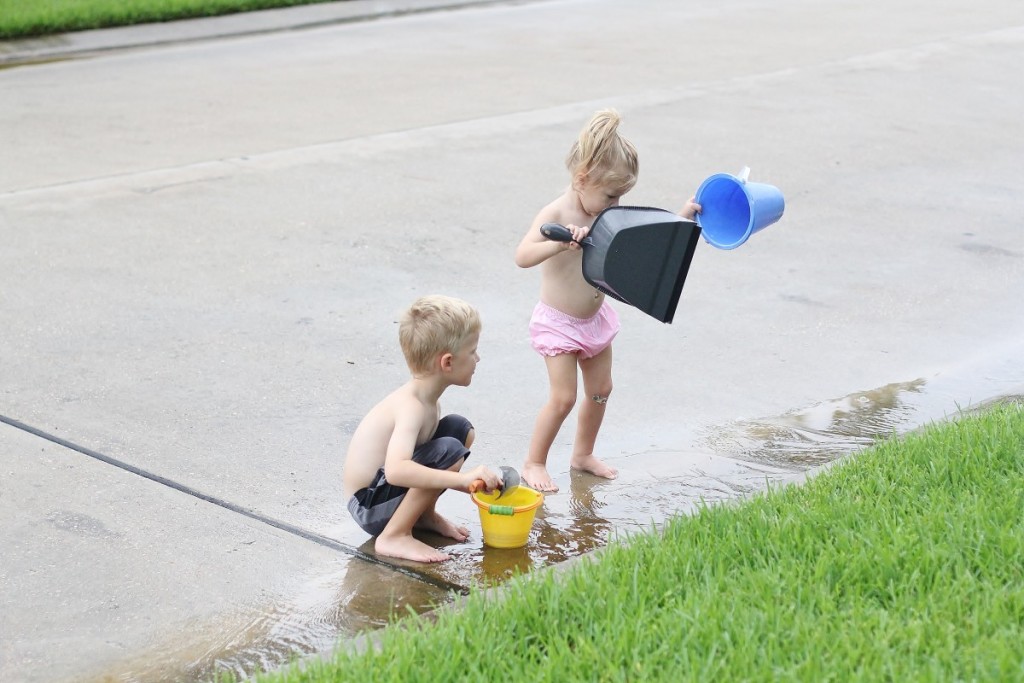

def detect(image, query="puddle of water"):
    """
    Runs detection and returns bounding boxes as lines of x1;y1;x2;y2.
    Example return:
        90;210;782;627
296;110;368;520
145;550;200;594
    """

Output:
84;560;452;683
703;335;1024;470
418;450;793;591
704;379;929;469
87;337;1024;682
430;334;1024;588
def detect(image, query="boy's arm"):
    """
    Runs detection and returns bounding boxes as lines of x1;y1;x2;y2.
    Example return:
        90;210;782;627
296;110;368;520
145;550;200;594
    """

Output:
383;412;494;492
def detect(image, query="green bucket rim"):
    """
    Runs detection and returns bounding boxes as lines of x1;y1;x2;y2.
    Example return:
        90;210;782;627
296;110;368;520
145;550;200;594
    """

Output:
471;488;544;514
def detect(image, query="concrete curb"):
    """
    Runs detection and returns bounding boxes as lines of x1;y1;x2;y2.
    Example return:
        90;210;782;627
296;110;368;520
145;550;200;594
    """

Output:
0;0;503;66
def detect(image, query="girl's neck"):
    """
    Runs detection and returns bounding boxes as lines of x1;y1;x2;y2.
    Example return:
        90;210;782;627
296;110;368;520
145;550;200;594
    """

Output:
566;185;596;218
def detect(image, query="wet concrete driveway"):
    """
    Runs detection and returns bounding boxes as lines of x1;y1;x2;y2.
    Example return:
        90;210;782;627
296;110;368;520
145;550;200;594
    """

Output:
2;0;1023;680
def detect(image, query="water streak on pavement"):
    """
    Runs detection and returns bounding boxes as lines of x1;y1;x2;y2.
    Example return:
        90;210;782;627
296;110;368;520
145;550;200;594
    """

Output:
90;341;1024;682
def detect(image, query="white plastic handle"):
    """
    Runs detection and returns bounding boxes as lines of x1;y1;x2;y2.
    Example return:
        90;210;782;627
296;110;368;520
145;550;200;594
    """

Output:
737;166;750;183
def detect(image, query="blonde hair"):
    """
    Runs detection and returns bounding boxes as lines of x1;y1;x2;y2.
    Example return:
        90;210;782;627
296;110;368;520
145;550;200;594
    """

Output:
399;295;481;375
565;109;639;193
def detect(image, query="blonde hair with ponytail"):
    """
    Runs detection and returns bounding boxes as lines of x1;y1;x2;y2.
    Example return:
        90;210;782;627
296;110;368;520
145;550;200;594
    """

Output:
565;109;639;193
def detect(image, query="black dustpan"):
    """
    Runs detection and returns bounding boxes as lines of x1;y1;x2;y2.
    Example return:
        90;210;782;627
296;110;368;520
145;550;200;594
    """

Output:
541;206;701;324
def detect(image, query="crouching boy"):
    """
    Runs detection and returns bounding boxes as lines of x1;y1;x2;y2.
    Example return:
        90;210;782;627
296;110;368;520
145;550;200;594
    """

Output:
343;295;501;563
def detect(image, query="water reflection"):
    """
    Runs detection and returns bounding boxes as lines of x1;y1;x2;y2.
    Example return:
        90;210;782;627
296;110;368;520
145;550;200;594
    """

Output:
417;476;614;587
478;545;534;583
85;596;337;683
86;357;1024;682
704;379;928;468
530;472;614;563
332;539;453;629
85;551;452;683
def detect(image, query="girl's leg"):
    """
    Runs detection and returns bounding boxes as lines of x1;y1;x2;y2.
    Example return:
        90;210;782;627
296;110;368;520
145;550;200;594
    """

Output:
571;345;617;479
522;353;578;492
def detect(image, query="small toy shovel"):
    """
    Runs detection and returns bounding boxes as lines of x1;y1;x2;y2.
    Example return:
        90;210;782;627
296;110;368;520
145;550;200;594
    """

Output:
469;465;522;498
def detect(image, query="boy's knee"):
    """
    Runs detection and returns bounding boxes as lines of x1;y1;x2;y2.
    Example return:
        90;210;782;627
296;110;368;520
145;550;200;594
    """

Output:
436;414;473;440
437;435;469;461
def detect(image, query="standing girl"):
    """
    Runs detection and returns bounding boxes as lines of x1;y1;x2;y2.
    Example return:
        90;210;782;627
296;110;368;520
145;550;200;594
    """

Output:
514;109;699;492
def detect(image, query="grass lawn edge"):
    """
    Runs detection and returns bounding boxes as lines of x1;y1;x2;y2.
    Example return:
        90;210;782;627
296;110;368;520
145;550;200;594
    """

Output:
253;399;1024;682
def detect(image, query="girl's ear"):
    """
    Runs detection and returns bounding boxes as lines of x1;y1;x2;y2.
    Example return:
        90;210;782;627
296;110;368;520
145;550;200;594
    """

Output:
572;171;588;192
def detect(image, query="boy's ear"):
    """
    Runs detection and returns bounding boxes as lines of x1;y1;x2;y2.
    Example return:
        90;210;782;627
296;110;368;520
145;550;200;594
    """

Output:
439;352;454;373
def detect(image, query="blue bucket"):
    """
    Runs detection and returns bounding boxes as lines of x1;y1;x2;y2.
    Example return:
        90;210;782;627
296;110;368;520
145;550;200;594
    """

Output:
695;167;785;250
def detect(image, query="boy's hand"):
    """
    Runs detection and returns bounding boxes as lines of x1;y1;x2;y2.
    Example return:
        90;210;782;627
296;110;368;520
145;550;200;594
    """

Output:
679;197;701;221
464;465;501;493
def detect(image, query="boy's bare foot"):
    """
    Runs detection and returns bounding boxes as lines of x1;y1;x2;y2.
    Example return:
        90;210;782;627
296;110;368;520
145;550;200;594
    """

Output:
570;454;618;479
375;533;450;563
415;510;470;542
521;462;559;492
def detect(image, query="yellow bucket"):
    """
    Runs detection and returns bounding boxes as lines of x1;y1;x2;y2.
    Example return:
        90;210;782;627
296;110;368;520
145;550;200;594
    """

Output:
472;486;544;548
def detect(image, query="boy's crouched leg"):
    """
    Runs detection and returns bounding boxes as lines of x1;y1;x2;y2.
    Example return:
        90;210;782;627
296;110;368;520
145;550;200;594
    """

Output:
375;486;456;563
435;414;474;450
374;426;473;563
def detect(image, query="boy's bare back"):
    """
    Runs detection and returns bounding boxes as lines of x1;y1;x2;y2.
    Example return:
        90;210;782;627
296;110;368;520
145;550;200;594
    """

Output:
342;381;439;498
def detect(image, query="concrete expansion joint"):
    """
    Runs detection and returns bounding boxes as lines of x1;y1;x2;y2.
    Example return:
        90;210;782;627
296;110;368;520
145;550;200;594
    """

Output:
0;412;469;595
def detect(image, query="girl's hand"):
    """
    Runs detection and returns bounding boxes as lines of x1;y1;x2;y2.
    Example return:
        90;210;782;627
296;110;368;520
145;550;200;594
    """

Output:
679;197;701;221
565;223;590;250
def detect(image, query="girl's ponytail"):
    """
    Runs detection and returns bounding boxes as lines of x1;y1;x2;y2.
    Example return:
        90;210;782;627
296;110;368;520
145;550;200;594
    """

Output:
566;109;638;190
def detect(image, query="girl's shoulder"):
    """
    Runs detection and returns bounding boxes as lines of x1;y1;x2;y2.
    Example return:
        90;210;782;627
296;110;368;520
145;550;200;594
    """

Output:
535;190;575;225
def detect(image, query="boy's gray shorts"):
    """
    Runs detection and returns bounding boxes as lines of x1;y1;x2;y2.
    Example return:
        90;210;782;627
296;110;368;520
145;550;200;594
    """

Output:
347;414;472;537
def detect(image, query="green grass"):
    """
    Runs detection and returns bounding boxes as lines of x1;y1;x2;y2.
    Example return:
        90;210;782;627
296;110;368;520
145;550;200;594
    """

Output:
259;402;1024;682
0;0;335;40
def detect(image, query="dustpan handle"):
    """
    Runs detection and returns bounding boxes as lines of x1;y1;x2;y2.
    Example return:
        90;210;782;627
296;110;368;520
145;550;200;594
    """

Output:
541;223;594;247
540;223;576;243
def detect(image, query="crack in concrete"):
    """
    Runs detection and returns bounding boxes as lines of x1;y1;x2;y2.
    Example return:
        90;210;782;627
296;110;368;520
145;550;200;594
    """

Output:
0;412;470;596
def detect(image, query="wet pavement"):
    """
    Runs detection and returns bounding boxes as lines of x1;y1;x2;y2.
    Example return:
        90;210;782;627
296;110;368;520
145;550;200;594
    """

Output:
2;0;1024;680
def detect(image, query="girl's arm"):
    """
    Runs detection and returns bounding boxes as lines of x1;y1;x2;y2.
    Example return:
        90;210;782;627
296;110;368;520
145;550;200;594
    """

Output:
679;196;701;221
515;218;579;268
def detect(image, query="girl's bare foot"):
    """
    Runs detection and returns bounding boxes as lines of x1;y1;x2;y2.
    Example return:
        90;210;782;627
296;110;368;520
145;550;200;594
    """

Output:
415;511;470;542
375;533;450;563
521;462;559;492
570;454;618;479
